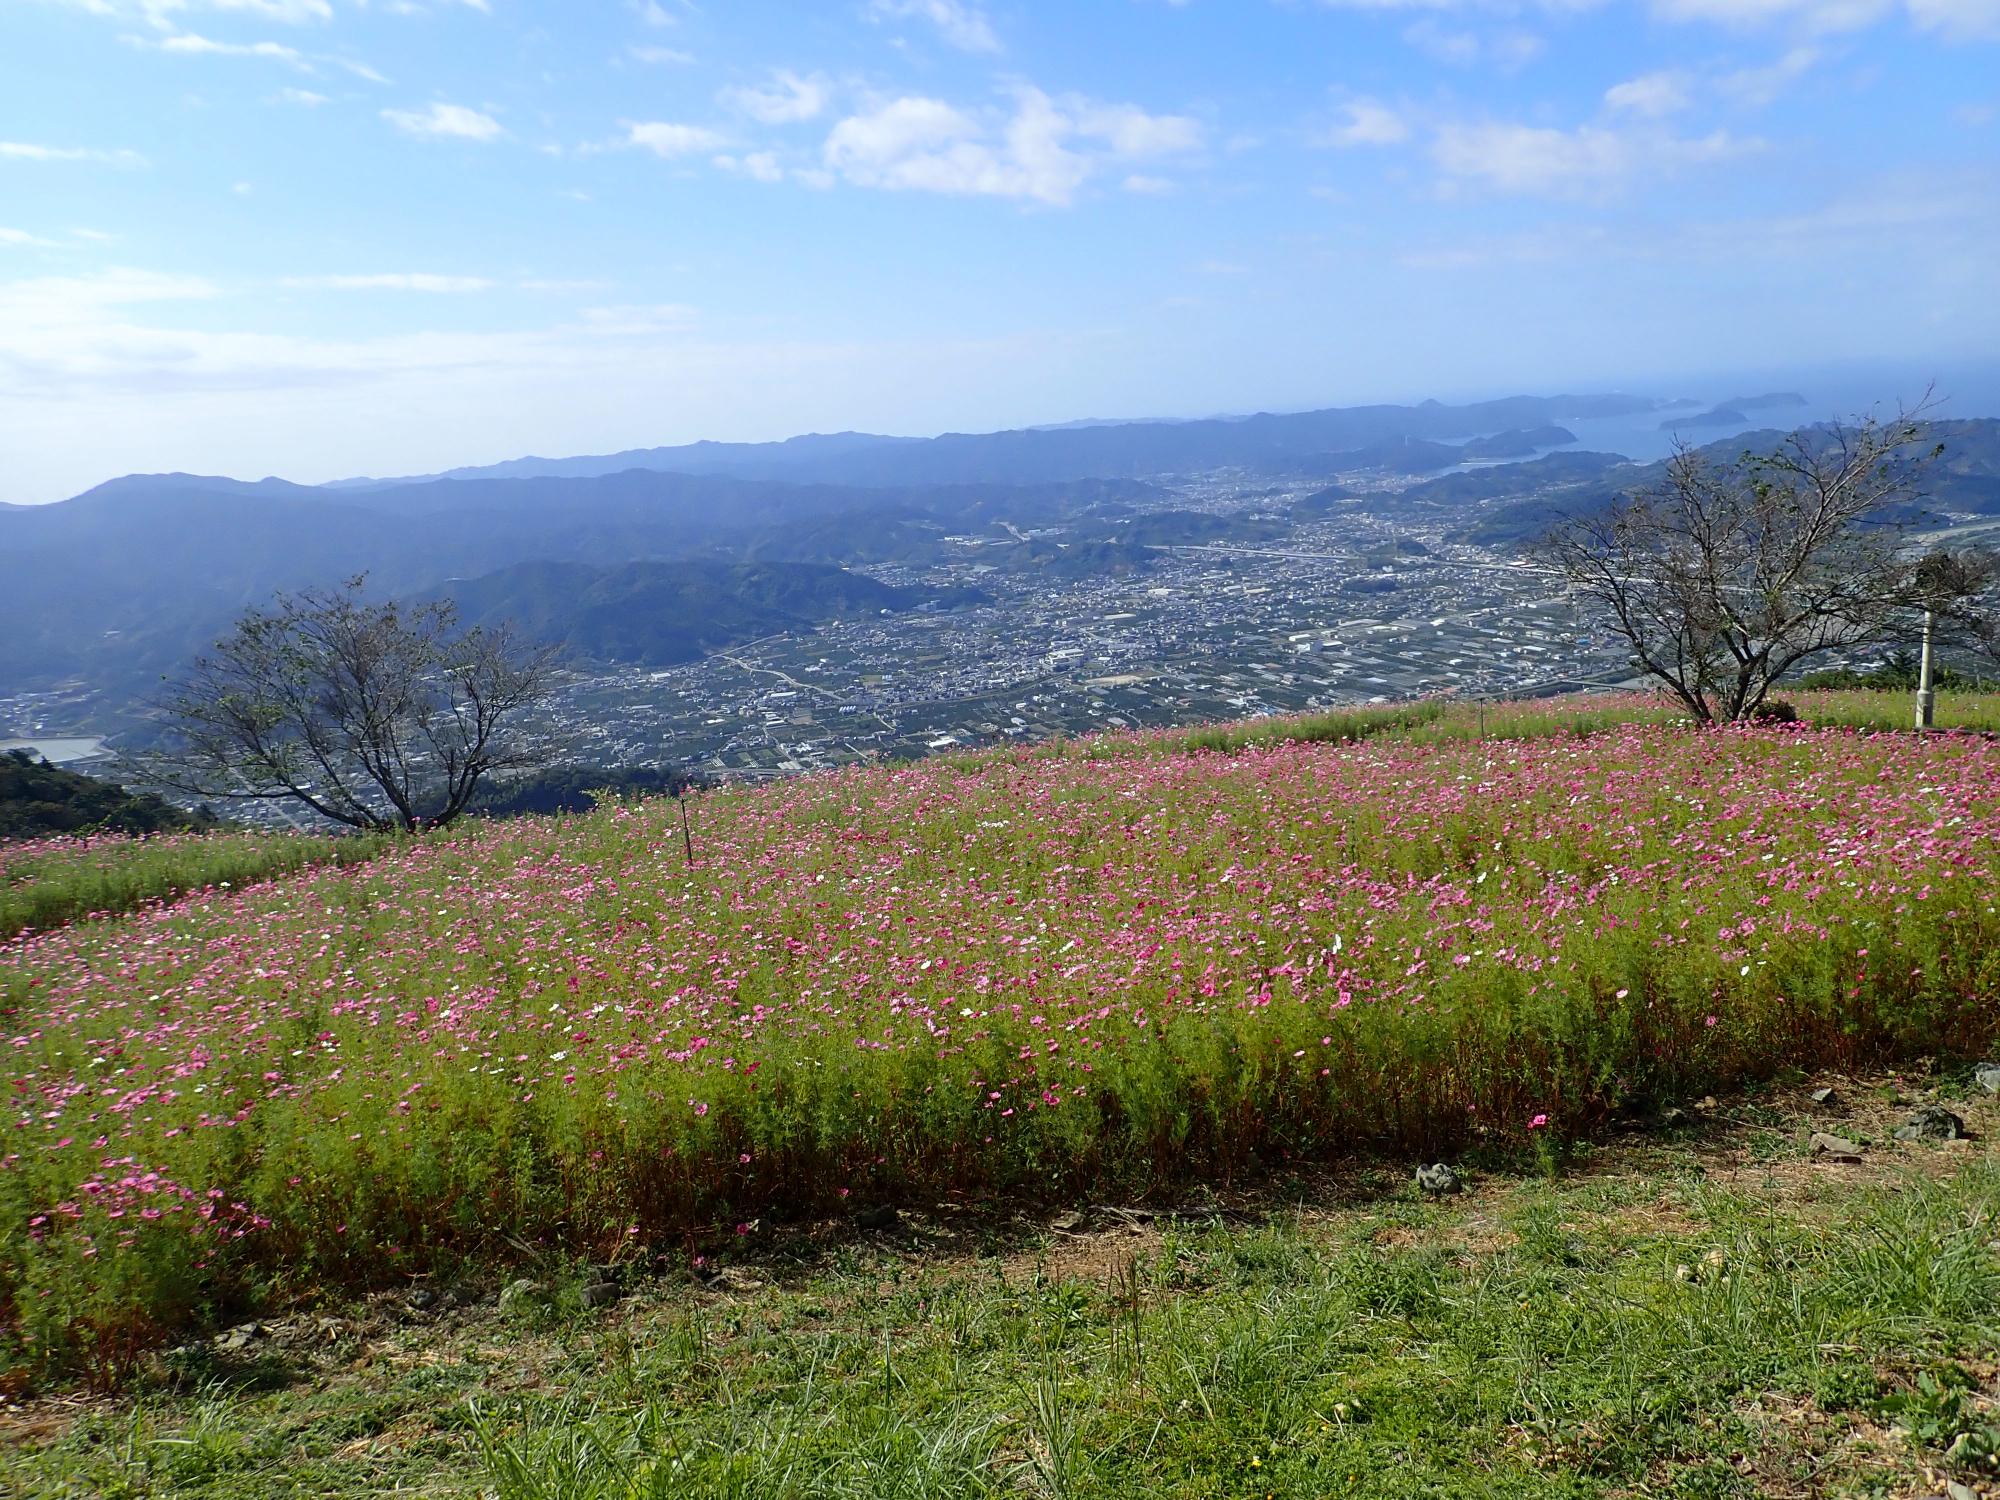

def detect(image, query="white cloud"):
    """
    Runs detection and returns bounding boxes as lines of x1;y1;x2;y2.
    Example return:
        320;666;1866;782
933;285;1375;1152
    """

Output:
1122;173;1175;194
282;273;498;291
1908;0;2000;38
381;102;504;142
0;267;218;334
198;0;332;19
39;0;335;21
136;31;312;68
625;121;730;157
1068;100;1204;156
720;70;831;125
1650;0;1889;29
628;43;694;64
1317;0;1996;39
865;0;1001;54
1312;0;1603;10
0;141;147;165
1717;45;1821;105
0;228;62;248
574;303;698;335
1402;19;1545;69
1402;169;1999;269
1431;119;1760;196
1603;70;1692;115
714;151;786;182
272;86;328;105
822;88;1201;206
1317;97;1411;147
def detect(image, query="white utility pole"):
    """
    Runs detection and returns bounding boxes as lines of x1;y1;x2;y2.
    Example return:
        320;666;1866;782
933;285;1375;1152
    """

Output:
1915;609;1936;731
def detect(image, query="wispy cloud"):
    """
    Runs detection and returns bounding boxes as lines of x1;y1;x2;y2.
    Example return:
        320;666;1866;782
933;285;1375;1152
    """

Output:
1401;169;2000;269
1650;0;2000;38
628;43;695;65
1402;19;1545;71
865;0;1002;54
0;141;147;166
720;70;832;126
127;30;312;68
381;102;504;142
1431;119;1762;197
624;121;731;158
1314;98;1411;148
281;273;499;292
713;151;787;182
1603;70;1693;116
37;0;335;22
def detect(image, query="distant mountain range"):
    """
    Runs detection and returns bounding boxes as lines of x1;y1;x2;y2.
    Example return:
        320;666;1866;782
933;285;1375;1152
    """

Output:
7;395;1998;725
321;394;1636;490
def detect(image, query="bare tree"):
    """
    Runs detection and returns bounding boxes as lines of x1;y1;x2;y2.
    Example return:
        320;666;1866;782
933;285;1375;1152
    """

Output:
1541;407;1989;723
149;578;563;831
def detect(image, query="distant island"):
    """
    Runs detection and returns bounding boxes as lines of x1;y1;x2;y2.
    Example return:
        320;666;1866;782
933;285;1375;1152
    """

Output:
1456;425;1577;460
1660;393;1809;431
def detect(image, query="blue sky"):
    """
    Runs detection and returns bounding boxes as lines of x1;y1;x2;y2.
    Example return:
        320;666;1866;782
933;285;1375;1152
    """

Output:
1;0;1996;501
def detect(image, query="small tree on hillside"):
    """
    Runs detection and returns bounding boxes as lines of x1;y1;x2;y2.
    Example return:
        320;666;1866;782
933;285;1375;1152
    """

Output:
150;578;563;831
1540;409;1990;723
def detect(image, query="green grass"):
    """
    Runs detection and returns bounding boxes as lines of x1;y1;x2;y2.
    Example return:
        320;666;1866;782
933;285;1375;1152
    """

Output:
0;830;392;942
1164;684;2000;754
983;685;2000;768
6;1083;1999;1498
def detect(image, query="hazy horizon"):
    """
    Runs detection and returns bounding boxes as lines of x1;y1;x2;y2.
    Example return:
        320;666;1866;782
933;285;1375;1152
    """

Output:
8;355;1997;504
5;0;1997;503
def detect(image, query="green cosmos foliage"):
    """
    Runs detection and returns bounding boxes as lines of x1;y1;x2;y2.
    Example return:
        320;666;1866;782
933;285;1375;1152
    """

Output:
5;691;2000;1379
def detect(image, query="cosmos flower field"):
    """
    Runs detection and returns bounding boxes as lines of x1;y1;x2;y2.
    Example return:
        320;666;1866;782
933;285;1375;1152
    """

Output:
6;705;2000;1378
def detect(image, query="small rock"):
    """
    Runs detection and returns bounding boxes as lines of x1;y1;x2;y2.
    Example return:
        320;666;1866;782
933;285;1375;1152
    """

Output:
1701;1247;1727;1272
579;1281;622;1309
1945;1478;1979;1500
1809;1132;1864;1161
1051;1210;1086;1233
707;1266;764;1293
406;1287;438;1311
1976;1063;2000;1095
854;1204;899;1230
1672;1263;1696;1284
1656;1105;1688;1128
1894;1104;1968;1142
214;1322;262;1353
1415;1163;1462;1195
1808;1086;1837;1107
498;1278;546;1313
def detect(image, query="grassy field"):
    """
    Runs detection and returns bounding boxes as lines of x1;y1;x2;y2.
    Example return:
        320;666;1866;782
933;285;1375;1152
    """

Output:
0;830;389;942
5;688;2000;1390
4;1073;1998;1497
